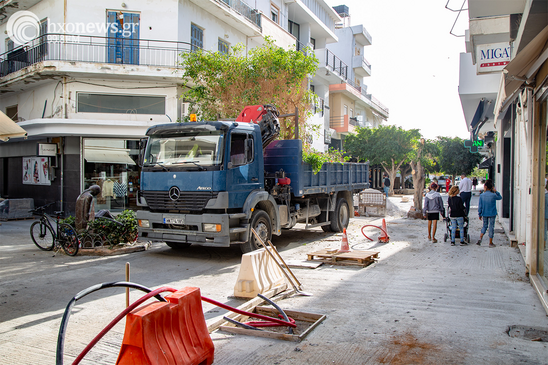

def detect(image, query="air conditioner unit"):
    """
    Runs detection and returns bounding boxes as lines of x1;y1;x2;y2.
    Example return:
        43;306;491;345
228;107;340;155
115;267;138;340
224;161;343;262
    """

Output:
181;102;191;118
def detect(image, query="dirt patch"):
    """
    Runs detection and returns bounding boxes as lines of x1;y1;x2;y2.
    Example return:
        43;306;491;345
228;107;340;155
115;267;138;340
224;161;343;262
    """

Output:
379;333;437;364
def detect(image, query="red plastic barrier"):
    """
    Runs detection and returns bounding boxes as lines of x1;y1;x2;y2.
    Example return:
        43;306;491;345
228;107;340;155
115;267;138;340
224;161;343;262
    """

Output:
116;287;214;365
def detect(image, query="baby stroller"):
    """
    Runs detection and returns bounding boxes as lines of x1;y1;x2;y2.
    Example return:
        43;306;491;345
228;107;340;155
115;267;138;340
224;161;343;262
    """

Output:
443;216;470;243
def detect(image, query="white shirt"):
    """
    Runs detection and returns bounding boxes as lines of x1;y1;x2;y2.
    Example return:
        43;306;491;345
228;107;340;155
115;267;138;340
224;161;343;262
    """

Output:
460;177;472;193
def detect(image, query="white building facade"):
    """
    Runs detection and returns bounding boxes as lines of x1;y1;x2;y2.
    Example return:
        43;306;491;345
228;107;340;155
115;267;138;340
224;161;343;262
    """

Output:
0;0;387;213
458;0;548;313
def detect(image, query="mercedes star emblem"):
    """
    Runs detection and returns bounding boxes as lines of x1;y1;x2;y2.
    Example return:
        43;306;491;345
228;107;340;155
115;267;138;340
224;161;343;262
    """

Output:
168;186;180;201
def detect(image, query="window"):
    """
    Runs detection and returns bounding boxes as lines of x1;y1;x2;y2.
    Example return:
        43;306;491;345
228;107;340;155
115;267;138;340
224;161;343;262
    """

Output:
6;105;18;122
288;20;300;41
77;93;165;114
106;11;140;65
218;39;229;54
310;37;316;49
344;105;348;115
191;24;203;52
37;18;48;60
230;133;253;167
350;108;354;117
271;4;279;24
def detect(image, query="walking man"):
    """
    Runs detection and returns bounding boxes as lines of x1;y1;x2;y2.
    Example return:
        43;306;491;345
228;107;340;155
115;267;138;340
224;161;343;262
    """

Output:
459;173;473;215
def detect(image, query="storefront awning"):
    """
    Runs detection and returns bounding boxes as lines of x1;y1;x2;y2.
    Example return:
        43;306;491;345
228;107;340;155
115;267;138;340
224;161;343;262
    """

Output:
0;110;27;141
494;24;548;121
84;147;136;165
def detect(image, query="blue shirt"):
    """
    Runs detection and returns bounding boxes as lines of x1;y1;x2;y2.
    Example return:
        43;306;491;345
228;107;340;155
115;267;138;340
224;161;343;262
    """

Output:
478;190;502;217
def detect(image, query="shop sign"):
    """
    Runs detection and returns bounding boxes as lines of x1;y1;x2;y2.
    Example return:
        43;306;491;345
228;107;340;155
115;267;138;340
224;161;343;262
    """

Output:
477;42;511;73
23;157;51;185
37;143;57;156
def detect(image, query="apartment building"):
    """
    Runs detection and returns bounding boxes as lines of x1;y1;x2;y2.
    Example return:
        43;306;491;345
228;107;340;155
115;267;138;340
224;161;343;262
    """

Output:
458;0;548;313
0;0;388;213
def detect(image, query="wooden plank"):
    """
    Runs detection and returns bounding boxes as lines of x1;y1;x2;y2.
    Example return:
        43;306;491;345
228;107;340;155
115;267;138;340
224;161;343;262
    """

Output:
284;259;323;269
307;249;379;267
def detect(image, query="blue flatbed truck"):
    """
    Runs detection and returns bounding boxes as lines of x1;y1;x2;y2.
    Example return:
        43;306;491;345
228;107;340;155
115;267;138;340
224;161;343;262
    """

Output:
136;105;369;253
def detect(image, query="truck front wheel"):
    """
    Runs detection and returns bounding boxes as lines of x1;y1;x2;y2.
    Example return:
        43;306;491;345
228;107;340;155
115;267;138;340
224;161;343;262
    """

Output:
330;198;349;232
241;209;272;254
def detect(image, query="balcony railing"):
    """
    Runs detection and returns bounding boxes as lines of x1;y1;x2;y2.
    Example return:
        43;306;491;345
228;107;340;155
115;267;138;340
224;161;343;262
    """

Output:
325;49;348;80
0;34;192;77
219;0;261;29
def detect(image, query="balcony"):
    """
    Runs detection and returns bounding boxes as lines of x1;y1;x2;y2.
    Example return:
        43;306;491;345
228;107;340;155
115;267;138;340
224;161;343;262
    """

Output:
0;34;191;85
329;81;389;118
315;48;348;83
329;114;356;134
285;0;339;44
351;25;372;46
188;0;261;37
353;54;371;77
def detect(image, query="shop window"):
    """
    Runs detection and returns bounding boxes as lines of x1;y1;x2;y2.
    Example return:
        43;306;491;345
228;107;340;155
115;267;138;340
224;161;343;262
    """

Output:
77;93;165;114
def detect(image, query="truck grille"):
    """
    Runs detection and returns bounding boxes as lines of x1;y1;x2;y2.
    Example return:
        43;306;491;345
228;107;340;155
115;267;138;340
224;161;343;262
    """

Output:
143;191;218;212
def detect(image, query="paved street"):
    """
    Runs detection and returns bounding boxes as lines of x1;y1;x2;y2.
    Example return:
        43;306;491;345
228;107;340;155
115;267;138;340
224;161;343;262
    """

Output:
1;193;547;364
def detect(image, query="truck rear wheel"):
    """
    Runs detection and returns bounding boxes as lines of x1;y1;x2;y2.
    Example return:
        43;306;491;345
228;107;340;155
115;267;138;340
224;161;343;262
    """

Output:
241;209;271;254
166;242;192;250
318;211;333;232
330;198;349;232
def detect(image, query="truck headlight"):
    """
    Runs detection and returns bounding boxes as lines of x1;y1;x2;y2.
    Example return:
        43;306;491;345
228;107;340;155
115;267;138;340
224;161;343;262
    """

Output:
203;223;221;232
138;219;150;228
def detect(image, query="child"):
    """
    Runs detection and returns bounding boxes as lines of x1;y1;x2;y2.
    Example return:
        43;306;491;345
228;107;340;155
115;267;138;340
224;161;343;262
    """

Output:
447;186;466;246
477;179;502;247
423;182;445;243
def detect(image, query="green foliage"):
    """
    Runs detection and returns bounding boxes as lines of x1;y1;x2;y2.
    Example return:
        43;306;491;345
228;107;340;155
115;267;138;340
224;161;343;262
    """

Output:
179;37;319;140
437;137;483;176
61;215;76;227
303;147;349;174
63;210;138;246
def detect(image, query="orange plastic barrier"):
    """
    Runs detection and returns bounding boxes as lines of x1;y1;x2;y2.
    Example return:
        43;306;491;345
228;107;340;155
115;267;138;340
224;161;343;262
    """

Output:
116;287;214;365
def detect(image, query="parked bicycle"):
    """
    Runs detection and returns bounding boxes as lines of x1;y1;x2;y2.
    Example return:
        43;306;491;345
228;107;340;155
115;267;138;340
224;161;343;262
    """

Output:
29;202;80;256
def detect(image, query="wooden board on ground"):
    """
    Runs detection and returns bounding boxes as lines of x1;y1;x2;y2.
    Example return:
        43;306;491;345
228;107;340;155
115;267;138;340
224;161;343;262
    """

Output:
306;249;379;267
219;306;326;342
284;259;323;269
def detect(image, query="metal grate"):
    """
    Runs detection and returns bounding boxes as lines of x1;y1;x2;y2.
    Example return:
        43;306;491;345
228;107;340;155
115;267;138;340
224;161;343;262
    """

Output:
143;191;218;212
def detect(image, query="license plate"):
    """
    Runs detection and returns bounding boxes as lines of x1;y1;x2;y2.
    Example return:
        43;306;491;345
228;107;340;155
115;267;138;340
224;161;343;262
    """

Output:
164;216;185;224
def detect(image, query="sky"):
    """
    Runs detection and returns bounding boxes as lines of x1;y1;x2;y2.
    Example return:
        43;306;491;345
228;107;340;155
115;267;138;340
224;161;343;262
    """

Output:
325;0;470;140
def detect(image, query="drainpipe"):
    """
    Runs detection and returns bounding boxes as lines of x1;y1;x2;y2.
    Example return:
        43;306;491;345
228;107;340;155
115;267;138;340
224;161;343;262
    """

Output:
60;137;64;212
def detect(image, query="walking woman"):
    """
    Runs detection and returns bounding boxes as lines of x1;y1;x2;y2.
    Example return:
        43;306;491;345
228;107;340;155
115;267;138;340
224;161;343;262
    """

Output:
447;186;466;246
477;179;502;247
423;182;445;242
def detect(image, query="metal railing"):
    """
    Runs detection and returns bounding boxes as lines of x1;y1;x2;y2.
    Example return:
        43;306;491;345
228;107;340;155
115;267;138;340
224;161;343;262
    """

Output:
0;34;193;77
219;0;261;29
325;49;348;80
329;115;346;128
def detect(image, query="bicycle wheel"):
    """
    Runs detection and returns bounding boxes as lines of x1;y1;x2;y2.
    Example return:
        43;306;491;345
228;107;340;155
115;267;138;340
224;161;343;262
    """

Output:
30;221;54;251
58;223;79;256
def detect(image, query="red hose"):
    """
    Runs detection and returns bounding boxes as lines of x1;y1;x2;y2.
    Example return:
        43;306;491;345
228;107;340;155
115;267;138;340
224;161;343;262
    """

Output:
361;225;389;241
201;296;296;328
72;289;296;364
72;286;177;365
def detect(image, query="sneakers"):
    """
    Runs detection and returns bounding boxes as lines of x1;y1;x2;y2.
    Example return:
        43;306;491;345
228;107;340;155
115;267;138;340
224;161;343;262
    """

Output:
489;243;496;248
460;241;467;246
476;240;482;245
451;242;455;246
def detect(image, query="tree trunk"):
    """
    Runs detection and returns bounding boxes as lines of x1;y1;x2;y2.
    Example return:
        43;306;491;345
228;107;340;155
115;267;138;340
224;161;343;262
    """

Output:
382;159;404;196
410;160;425;212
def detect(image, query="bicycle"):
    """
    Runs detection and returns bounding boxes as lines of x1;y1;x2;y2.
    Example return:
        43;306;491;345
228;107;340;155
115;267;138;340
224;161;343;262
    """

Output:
29;202;80;256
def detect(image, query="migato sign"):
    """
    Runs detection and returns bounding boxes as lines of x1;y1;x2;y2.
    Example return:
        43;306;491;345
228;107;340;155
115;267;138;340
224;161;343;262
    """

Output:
477;42;511;73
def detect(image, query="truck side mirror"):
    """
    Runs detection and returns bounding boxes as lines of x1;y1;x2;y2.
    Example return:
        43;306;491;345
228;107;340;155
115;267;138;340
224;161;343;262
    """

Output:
138;138;148;167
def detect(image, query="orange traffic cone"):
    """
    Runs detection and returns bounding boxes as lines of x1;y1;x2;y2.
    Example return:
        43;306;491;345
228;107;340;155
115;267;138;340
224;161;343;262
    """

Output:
378;219;390;243
338;228;351;253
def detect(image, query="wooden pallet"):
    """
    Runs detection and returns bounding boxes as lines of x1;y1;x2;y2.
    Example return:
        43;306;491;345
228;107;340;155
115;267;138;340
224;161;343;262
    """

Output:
306;249;379;267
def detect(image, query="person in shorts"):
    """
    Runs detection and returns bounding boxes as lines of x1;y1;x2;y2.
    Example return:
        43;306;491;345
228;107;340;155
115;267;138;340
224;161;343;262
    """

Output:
423;182;445;243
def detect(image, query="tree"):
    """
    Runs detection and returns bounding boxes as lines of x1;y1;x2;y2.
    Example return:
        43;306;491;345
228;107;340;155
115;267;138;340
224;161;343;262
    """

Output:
344;125;418;196
409;138;438;212
437;137;483;184
179;37;318;140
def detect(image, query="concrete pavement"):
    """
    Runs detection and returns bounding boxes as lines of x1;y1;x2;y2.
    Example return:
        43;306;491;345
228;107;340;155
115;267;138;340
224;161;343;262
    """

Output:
0;192;547;364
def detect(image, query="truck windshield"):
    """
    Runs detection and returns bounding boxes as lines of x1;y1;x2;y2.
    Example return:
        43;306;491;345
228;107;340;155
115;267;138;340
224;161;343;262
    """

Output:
144;131;224;167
